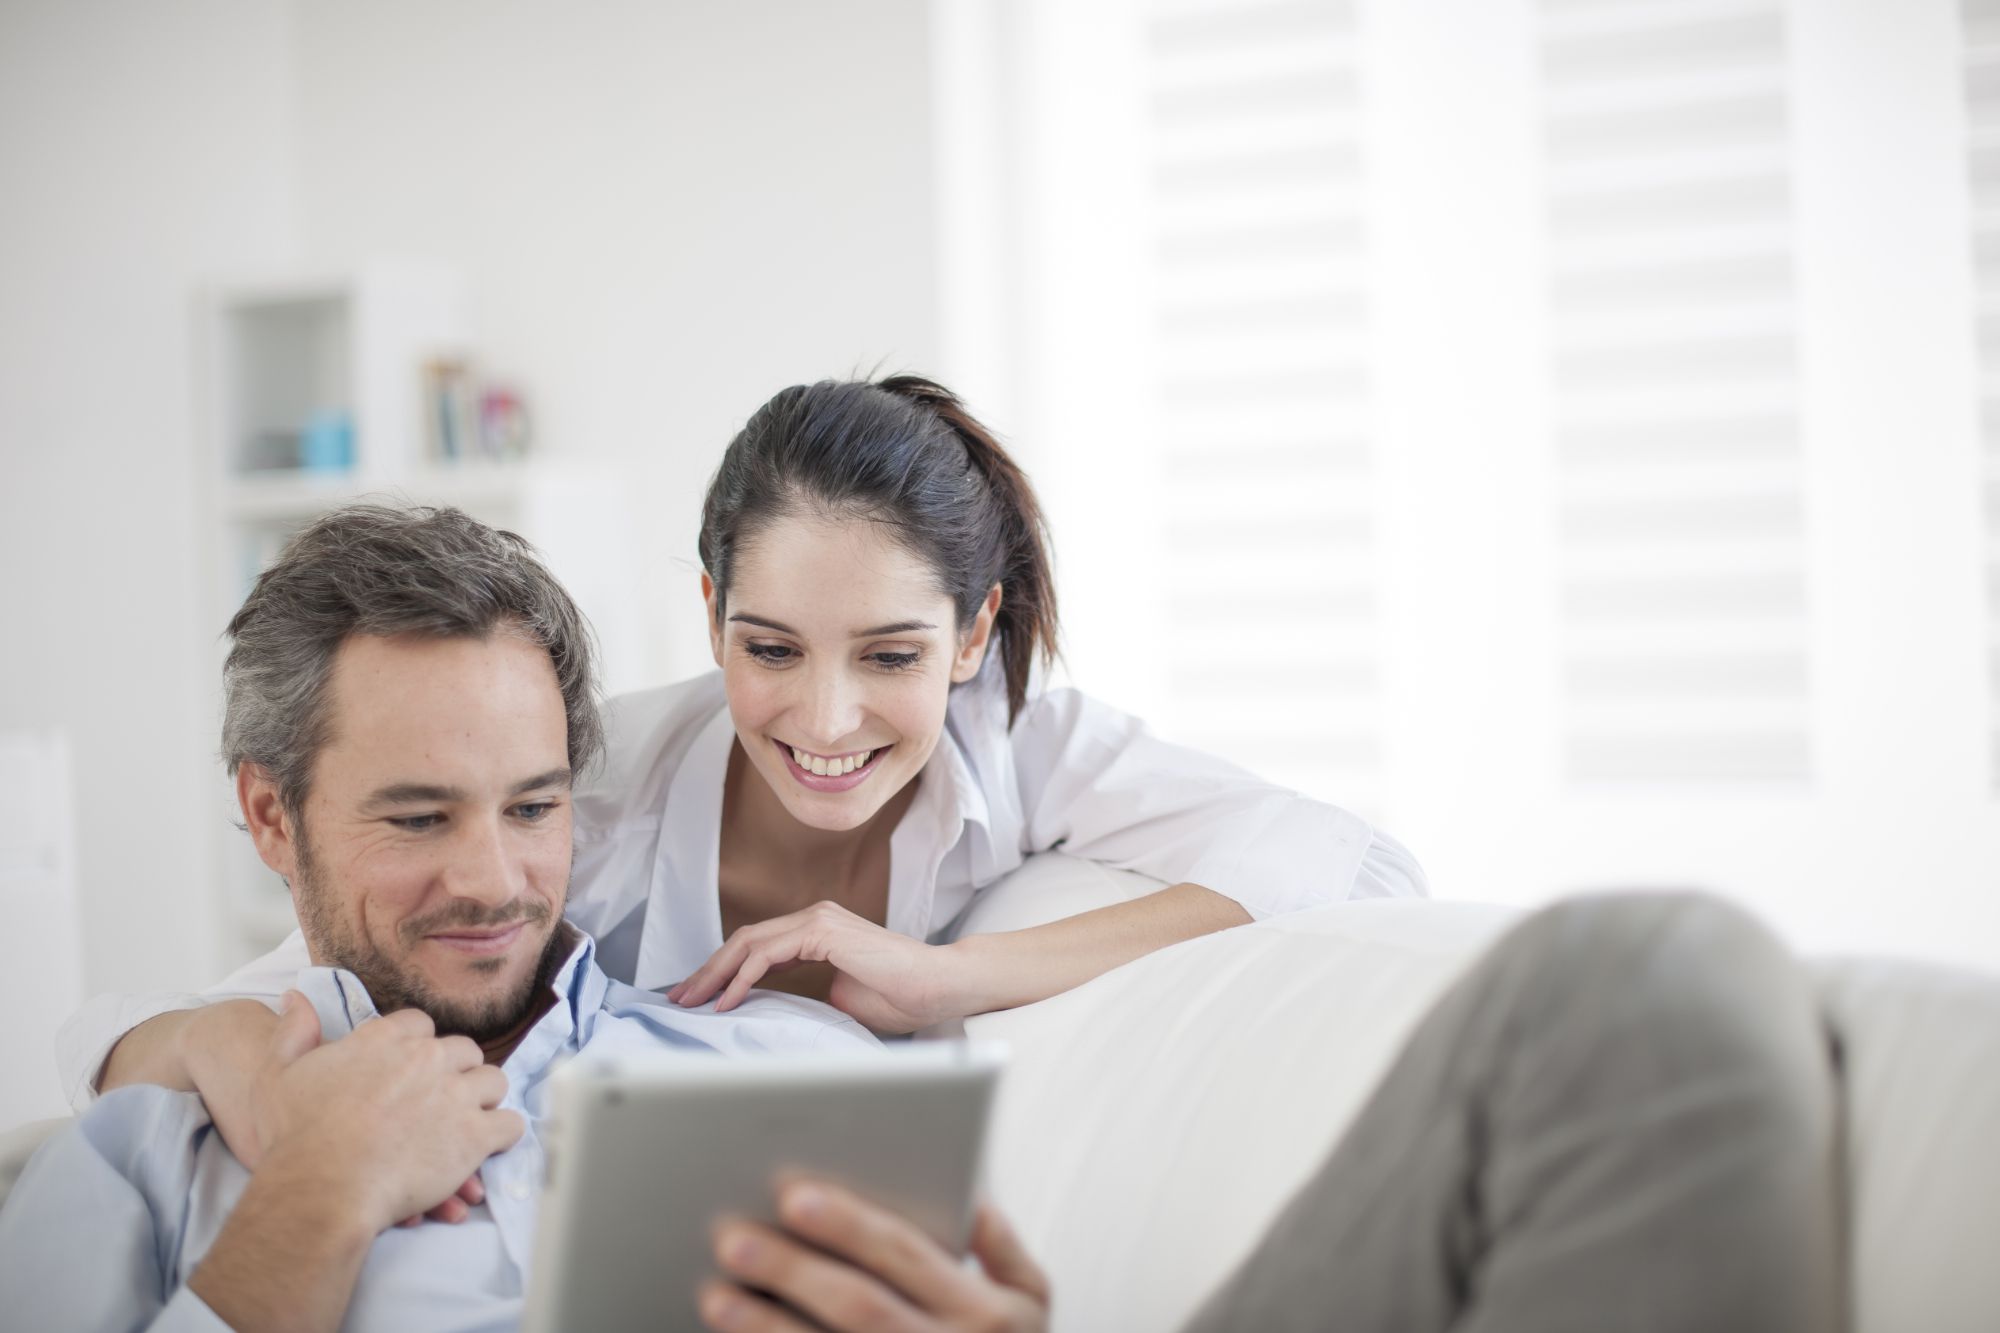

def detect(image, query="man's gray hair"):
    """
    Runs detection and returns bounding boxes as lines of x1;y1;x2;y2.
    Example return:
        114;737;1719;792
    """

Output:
221;503;605;815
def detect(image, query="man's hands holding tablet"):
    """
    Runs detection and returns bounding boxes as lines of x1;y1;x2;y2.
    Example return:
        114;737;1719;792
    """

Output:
703;1179;1049;1333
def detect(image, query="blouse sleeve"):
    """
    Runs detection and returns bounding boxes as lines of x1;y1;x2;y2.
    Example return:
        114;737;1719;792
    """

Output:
1007;687;1428;920
54;931;308;1113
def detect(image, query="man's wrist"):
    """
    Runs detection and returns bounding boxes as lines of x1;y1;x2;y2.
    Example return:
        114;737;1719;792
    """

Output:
256;1137;388;1236
190;1157;377;1333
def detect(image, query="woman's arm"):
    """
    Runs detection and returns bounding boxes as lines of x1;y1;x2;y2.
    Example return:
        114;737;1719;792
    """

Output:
667;882;1250;1032
98;1001;280;1164
97;1002;274;1093
58;930;309;1109
1008;686;1429;915
941;881;1249;1015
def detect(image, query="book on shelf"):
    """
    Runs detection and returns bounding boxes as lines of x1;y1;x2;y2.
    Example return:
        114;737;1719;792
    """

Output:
424;358;531;465
237;408;354;475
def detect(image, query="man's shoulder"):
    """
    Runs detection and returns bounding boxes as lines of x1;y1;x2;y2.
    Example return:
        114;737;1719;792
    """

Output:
11;1087;216;1225
65;1087;221;1197
76;1086;214;1158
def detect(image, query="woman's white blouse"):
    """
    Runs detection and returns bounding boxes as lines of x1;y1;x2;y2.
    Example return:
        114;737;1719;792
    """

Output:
55;663;1424;1107
573;666;1426;991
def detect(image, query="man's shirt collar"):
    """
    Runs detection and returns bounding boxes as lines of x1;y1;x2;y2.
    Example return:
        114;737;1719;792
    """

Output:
293;923;603;1080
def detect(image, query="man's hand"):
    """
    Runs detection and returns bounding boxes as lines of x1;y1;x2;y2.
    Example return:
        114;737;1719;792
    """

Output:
701;1180;1049;1332
252;990;524;1232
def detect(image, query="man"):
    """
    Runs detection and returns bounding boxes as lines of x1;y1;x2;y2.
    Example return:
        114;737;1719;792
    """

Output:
0;506;1048;1331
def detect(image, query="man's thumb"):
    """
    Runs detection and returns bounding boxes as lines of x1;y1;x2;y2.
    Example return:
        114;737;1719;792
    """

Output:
269;990;321;1065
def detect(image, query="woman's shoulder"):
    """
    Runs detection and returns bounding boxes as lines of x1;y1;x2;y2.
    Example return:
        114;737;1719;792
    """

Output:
577;671;728;818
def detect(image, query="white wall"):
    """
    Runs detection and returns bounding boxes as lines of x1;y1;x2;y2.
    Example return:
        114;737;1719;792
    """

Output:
288;0;943;687
0;0;300;1109
1;0;946;1104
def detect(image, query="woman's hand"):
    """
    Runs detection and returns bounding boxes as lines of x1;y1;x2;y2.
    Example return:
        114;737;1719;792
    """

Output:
702;1181;1049;1333
667;901;962;1033
177;1000;280;1166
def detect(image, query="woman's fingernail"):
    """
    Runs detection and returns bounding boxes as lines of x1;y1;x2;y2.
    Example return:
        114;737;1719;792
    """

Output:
786;1184;825;1221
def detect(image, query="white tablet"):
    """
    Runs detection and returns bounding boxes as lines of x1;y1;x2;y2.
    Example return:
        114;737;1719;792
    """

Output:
521;1041;1006;1333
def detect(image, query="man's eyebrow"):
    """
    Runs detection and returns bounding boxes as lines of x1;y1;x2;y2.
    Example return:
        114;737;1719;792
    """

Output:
361;768;571;811
728;612;938;638
362;783;464;810
511;767;574;796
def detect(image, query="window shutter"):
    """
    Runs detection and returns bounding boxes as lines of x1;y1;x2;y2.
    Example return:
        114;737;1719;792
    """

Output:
1968;0;2000;787
1540;0;1811;783
1143;0;1380;797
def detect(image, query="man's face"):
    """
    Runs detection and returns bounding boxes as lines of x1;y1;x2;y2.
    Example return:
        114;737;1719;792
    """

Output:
276;630;574;1043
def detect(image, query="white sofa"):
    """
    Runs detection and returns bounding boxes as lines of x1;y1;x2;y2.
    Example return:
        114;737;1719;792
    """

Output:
4;855;1997;1332
952;856;2000;1333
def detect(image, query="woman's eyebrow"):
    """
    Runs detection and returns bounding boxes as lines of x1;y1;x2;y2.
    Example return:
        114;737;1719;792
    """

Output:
727;612;937;638
853;620;936;637
728;612;795;633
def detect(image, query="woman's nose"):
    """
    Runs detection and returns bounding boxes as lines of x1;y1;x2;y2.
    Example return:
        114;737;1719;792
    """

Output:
798;663;864;747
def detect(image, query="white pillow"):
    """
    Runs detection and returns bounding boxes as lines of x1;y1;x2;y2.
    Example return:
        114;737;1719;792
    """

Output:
963;857;1517;1332
944;853;1168;939
0;1117;65;1213
1815;957;2000;1333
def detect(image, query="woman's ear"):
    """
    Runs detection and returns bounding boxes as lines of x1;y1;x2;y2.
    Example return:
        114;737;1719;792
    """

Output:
951;584;1004;683
237;764;299;883
702;571;724;667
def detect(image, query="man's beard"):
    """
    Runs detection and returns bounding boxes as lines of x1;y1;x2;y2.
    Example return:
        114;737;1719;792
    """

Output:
292;830;569;1044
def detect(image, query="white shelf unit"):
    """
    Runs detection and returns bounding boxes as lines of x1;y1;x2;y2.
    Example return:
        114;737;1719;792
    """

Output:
196;265;641;964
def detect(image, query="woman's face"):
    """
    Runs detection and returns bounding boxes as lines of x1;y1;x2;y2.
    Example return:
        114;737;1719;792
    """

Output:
706;513;998;834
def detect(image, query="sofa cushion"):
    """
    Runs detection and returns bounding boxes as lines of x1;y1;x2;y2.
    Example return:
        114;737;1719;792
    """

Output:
0;1117;65;1213
1815;957;2000;1333
964;866;1518;1332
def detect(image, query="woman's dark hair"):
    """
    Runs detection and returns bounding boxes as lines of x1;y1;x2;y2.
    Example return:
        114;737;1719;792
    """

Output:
698;375;1059;723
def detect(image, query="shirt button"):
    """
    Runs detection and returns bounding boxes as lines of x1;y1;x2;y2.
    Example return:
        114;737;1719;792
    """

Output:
506;1180;531;1202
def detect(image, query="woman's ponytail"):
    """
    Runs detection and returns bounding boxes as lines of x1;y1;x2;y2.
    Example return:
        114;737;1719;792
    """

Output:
874;376;1058;721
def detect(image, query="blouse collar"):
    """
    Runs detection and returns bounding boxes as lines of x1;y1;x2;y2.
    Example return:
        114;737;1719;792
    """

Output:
629;673;1004;988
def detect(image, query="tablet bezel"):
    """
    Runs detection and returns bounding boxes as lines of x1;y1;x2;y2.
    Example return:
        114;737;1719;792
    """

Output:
521;1041;1005;1333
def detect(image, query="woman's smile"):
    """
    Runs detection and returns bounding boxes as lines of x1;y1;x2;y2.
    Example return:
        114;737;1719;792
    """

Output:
775;737;892;792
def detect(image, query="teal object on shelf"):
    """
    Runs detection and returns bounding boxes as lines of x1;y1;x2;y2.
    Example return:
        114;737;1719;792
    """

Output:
302;409;355;472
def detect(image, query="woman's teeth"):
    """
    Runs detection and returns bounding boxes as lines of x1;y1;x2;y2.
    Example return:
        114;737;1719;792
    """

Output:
790;746;874;777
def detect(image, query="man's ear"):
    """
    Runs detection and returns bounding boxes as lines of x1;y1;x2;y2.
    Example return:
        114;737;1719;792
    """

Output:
236;763;300;882
951;584;1004;684
702;571;724;668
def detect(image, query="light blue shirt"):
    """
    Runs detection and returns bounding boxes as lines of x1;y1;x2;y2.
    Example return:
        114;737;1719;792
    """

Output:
0;929;878;1331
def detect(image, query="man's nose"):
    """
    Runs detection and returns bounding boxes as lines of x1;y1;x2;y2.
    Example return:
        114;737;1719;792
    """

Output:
441;815;525;907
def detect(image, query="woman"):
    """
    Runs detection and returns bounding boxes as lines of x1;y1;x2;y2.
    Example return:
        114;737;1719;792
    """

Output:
60;375;1424;1125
